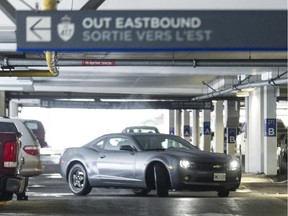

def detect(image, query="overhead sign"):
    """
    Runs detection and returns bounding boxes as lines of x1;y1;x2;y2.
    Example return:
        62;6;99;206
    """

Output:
41;100;213;110
16;10;287;52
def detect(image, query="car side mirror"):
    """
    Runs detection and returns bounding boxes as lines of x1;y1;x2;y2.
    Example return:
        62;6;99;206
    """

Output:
17;132;22;138
120;145;134;152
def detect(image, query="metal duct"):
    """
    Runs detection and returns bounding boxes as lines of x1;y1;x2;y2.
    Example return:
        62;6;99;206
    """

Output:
1;59;287;67
192;78;287;100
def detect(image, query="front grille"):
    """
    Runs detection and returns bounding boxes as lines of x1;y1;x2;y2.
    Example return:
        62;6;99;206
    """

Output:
195;162;227;171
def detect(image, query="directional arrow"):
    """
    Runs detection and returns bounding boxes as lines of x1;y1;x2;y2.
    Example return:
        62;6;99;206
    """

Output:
26;16;51;42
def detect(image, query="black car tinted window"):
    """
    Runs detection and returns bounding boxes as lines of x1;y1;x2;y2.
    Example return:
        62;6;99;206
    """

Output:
0;122;18;133
134;135;195;151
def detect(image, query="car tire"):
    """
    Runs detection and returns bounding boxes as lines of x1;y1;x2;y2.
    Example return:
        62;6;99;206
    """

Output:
68;163;92;196
217;190;230;197
154;163;169;197
0;193;13;201
131;188;151;196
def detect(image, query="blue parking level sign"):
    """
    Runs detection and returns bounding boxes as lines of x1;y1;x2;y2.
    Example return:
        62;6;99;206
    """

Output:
203;122;211;135
226;128;237;144
169;127;175;135
184;125;191;137
264;118;277;137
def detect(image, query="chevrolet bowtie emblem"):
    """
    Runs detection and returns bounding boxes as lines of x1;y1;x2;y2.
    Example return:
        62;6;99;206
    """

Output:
213;164;222;169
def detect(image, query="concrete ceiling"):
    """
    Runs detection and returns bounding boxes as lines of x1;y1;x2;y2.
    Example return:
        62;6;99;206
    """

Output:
0;0;287;104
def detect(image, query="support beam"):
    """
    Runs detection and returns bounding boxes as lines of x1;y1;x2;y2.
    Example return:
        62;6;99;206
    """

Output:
0;0;16;24
81;0;106;10
192;110;200;147
0;92;5;116
214;101;224;153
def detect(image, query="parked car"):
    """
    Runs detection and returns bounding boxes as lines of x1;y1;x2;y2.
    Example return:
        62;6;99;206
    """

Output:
21;119;48;148
0;117;42;177
0;132;26;201
0;117;42;200
122;126;160;133
60;133;241;197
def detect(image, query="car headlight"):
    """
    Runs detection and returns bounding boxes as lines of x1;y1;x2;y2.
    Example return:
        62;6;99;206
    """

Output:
180;160;195;169
229;160;240;171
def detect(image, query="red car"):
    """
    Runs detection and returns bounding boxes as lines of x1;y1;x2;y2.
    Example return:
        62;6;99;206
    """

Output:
0;132;26;201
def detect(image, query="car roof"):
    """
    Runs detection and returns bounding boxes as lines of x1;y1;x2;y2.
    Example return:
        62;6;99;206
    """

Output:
102;132;172;138
123;126;158;129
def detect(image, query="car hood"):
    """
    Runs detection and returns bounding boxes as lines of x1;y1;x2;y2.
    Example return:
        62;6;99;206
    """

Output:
164;148;232;163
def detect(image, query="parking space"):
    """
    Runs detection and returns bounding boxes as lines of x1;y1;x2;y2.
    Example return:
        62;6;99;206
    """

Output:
0;166;287;215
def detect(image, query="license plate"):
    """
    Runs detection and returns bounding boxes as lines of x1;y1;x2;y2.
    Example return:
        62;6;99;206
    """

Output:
214;173;226;181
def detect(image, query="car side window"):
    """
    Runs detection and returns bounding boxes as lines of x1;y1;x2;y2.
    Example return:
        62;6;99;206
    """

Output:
104;137;134;151
90;139;105;150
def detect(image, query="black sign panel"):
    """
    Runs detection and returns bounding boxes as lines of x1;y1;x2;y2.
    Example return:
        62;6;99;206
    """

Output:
16;10;287;52
41;100;213;110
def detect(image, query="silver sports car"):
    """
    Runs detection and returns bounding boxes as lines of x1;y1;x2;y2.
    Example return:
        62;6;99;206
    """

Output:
60;133;241;197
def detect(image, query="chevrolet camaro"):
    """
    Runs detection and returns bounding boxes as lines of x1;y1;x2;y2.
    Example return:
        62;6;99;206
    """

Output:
60;133;241;197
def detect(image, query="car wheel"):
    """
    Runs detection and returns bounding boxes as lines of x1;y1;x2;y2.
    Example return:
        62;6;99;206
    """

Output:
154;163;169;197
68;163;92;196
217;190;230;197
0;193;13;201
131;188;151;196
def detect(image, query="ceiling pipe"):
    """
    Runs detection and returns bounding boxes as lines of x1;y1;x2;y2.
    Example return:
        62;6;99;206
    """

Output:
0;70;59;77
1;59;287;67
43;0;59;76
0;56;55;77
192;78;287;100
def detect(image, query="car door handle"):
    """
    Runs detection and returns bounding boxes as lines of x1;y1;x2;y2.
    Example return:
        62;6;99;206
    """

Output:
99;154;106;159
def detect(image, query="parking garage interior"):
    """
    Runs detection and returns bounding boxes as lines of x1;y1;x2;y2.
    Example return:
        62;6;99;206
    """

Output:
0;0;287;179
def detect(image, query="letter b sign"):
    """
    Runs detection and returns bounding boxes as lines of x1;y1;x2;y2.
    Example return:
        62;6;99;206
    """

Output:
265;119;276;137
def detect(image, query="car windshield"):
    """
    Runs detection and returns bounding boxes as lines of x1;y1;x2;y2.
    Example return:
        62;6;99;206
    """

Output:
133;134;196;151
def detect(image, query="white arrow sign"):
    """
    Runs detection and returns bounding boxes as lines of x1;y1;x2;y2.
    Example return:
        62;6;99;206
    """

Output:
26;16;51;42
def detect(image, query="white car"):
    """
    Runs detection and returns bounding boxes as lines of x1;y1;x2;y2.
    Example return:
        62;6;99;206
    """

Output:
122;126;160;133
0;117;42;200
0;117;42;177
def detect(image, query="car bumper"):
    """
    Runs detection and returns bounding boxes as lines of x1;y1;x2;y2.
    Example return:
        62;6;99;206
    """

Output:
172;169;241;191
0;176;26;193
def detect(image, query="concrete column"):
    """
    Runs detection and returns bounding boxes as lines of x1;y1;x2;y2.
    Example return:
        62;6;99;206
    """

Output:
0;92;6;116
9;100;19;117
192;110;200;148
224;100;240;156
214;101;224;153
201;110;211;152
246;87;264;173
263;85;277;175
174;110;181;136
169;110;175;135
243;97;249;171
183;110;191;142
